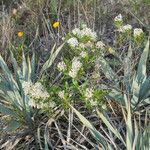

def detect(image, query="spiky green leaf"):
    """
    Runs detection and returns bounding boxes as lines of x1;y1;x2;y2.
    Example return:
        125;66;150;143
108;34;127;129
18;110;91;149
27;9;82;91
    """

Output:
71;105;109;149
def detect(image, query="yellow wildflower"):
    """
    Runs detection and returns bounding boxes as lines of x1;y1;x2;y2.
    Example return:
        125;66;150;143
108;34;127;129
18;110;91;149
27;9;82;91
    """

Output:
53;21;59;28
17;31;23;37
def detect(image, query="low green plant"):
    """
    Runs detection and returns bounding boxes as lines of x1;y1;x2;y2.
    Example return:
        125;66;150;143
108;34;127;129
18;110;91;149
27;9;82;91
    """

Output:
95;14;150;111
98;38;150;111
68;18;150;150
0;43;64;148
49;24;107;109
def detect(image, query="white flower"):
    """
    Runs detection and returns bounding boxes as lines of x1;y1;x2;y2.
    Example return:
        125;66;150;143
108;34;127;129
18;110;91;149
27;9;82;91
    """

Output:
49;101;56;108
68;70;78;78
72;57;82;70
90;32;97;41
134;28;143;37
69;57;82;78
81;23;87;29
85;88;94;99
79;43;85;49
28;99;37;108
90;99;97;106
30;82;49;100
96;41;105;49
72;28;81;36
62;37;65;41
58;90;65;99
67;37;79;47
22;81;50;108
22;81;31;95
80;27;97;41
72;27;97;41
80;51;87;58
119;24;132;32
114;14;123;22
57;61;66;71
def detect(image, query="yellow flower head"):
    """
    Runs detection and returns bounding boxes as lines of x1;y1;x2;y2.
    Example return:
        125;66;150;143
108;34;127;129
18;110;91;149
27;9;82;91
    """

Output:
18;31;23;37
53;21;59;28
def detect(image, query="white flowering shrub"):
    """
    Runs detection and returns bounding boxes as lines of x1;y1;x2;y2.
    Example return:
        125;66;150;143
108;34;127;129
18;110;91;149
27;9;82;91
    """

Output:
114;14;145;47
50;18;147;110
119;24;132;33
67;37;79;47
22;81;55;109
50;24;107;109
0;42;65;133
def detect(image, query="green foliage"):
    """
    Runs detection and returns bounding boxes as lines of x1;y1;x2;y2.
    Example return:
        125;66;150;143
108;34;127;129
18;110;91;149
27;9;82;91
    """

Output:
40;43;65;76
51;25;107;110
0;42;64;132
71;103;150;149
99;39;150;111
70;105;109;149
0;51;34;130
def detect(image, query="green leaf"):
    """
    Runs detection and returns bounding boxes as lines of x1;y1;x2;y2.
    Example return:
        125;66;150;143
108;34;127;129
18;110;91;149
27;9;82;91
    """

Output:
124;44;132;94
22;51;28;80
131;74;140;107
96;109;125;146
44;131;49;150
98;57;119;86
40;43;65;75
70;105;109;149
0;104;16;116
0;54;19;90
139;76;150;101
136;39;149;85
108;89;124;105
27;54;32;82
126;100;133;150
0;77;22;108
132;39;150;108
132;117;139;150
10;51;22;78
31;52;35;81
5;120;21;132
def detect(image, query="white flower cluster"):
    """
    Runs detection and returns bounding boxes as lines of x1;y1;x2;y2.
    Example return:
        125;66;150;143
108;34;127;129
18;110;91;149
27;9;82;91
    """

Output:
96;41;105;49
114;14;144;38
57;61;66;71
22;81;31;96
80;51;87;58
72;26;97;41
85;88;96;106
58;90;65;99
81;23;87;29
22;81;50;108
85;88;94;99
114;14;123;22
134;28;143;37
67;37;79;47
72;28;81;36
120;24;132;33
69;57;82;78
